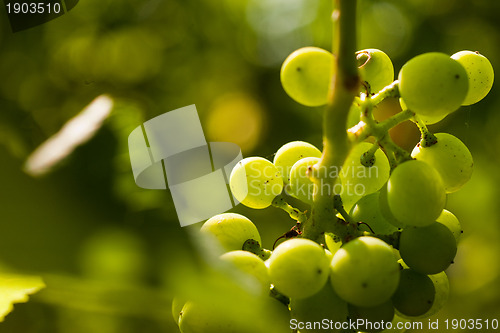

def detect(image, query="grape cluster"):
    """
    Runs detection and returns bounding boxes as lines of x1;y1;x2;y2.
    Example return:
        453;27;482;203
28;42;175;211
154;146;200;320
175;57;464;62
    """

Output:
173;48;493;333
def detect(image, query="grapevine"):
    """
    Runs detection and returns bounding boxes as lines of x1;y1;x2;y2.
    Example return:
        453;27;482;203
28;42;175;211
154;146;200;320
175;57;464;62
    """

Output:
173;0;494;332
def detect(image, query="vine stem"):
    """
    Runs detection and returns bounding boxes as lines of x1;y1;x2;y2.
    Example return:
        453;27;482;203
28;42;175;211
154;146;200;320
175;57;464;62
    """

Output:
303;0;360;243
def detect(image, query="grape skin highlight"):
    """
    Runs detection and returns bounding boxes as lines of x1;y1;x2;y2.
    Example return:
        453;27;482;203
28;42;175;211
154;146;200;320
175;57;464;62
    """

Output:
230;157;283;209
398;52;468;118
411;133;473;193
330;236;400;307
386;160;446;227
451;50;494;106
268;238;331;299
273;141;321;184
200;213;261;252
280;47;334;107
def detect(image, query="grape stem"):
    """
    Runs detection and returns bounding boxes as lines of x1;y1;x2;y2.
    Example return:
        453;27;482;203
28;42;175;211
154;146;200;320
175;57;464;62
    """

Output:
413;116;438;147
271;194;308;224
303;0;361;243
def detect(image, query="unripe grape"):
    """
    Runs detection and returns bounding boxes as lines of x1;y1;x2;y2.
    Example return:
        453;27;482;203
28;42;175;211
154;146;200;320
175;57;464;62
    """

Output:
340;142;390;197
451;50;494;105
230;157;283;209
273;141;321;184
268;238;330;299
391;269;435;317
220;251;270;293
398;52;468;118
200;213;261;252
290;282;348;333
280;47;334;107
330;236;400;307
288;157;319;204
399;223;457;275
386;160;446;227
436;209;462;243
357;48;394;94
411;133;473;193
351;192;399;235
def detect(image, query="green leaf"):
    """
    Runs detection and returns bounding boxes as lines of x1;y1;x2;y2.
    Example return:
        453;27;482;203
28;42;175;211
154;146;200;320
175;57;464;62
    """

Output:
0;273;46;322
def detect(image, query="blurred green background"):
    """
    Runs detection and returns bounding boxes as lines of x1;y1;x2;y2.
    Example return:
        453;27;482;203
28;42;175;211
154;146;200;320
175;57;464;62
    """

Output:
0;0;499;332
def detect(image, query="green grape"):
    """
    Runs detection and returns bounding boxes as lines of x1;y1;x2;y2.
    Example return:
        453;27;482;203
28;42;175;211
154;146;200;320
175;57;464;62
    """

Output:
200;213;261;252
268;238;330;299
172;296;186;326
400;98;447;125
357;49;394;94
348;300;395;333
290;282;348;333
411;133;473;193
351;192;399;235
280;47;334;107
397;270;449;320
378;185;405;228
288;157;320;204
220;251;270;293
325;233;342;255
451;50;494;105
398;52;468;118
273;141;322;184
340;142;390;198
436;209;462;243
330;236;400;307
386;160;446;227
347;102;362;128
391;269;435;317
230;157;283;209
399;223;457;275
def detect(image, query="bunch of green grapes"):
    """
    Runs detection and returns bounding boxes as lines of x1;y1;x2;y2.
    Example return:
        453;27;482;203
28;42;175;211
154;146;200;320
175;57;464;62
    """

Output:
172;46;493;333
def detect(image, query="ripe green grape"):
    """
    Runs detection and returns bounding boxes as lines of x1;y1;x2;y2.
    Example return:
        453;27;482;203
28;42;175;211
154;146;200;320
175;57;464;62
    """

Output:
348;300;395;333
378;185;406;228
200;213;261;252
330;236;400;307
436;209;462;243
220;251;270;293
357;49;394;94
324;233;342;255
268;238;330;299
451;50;494;105
280;47;334;107
400;98;447;125
230;157;283;209
273;141;321;184
347;102;362;128
398;52;468;118
386;160;446;227
290;282;348;333
398;271;449;320
391;269;435;317
411;133;473;193
399;223;457;275
351;192;399;235
340;142;390;197
288;157;320;204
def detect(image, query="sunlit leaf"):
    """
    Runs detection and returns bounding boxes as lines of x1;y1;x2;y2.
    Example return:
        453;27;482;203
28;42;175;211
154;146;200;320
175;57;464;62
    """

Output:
0;273;46;322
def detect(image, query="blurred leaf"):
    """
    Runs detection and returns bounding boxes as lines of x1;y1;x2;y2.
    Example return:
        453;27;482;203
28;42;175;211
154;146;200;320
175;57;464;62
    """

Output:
0;273;45;322
23;95;113;177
